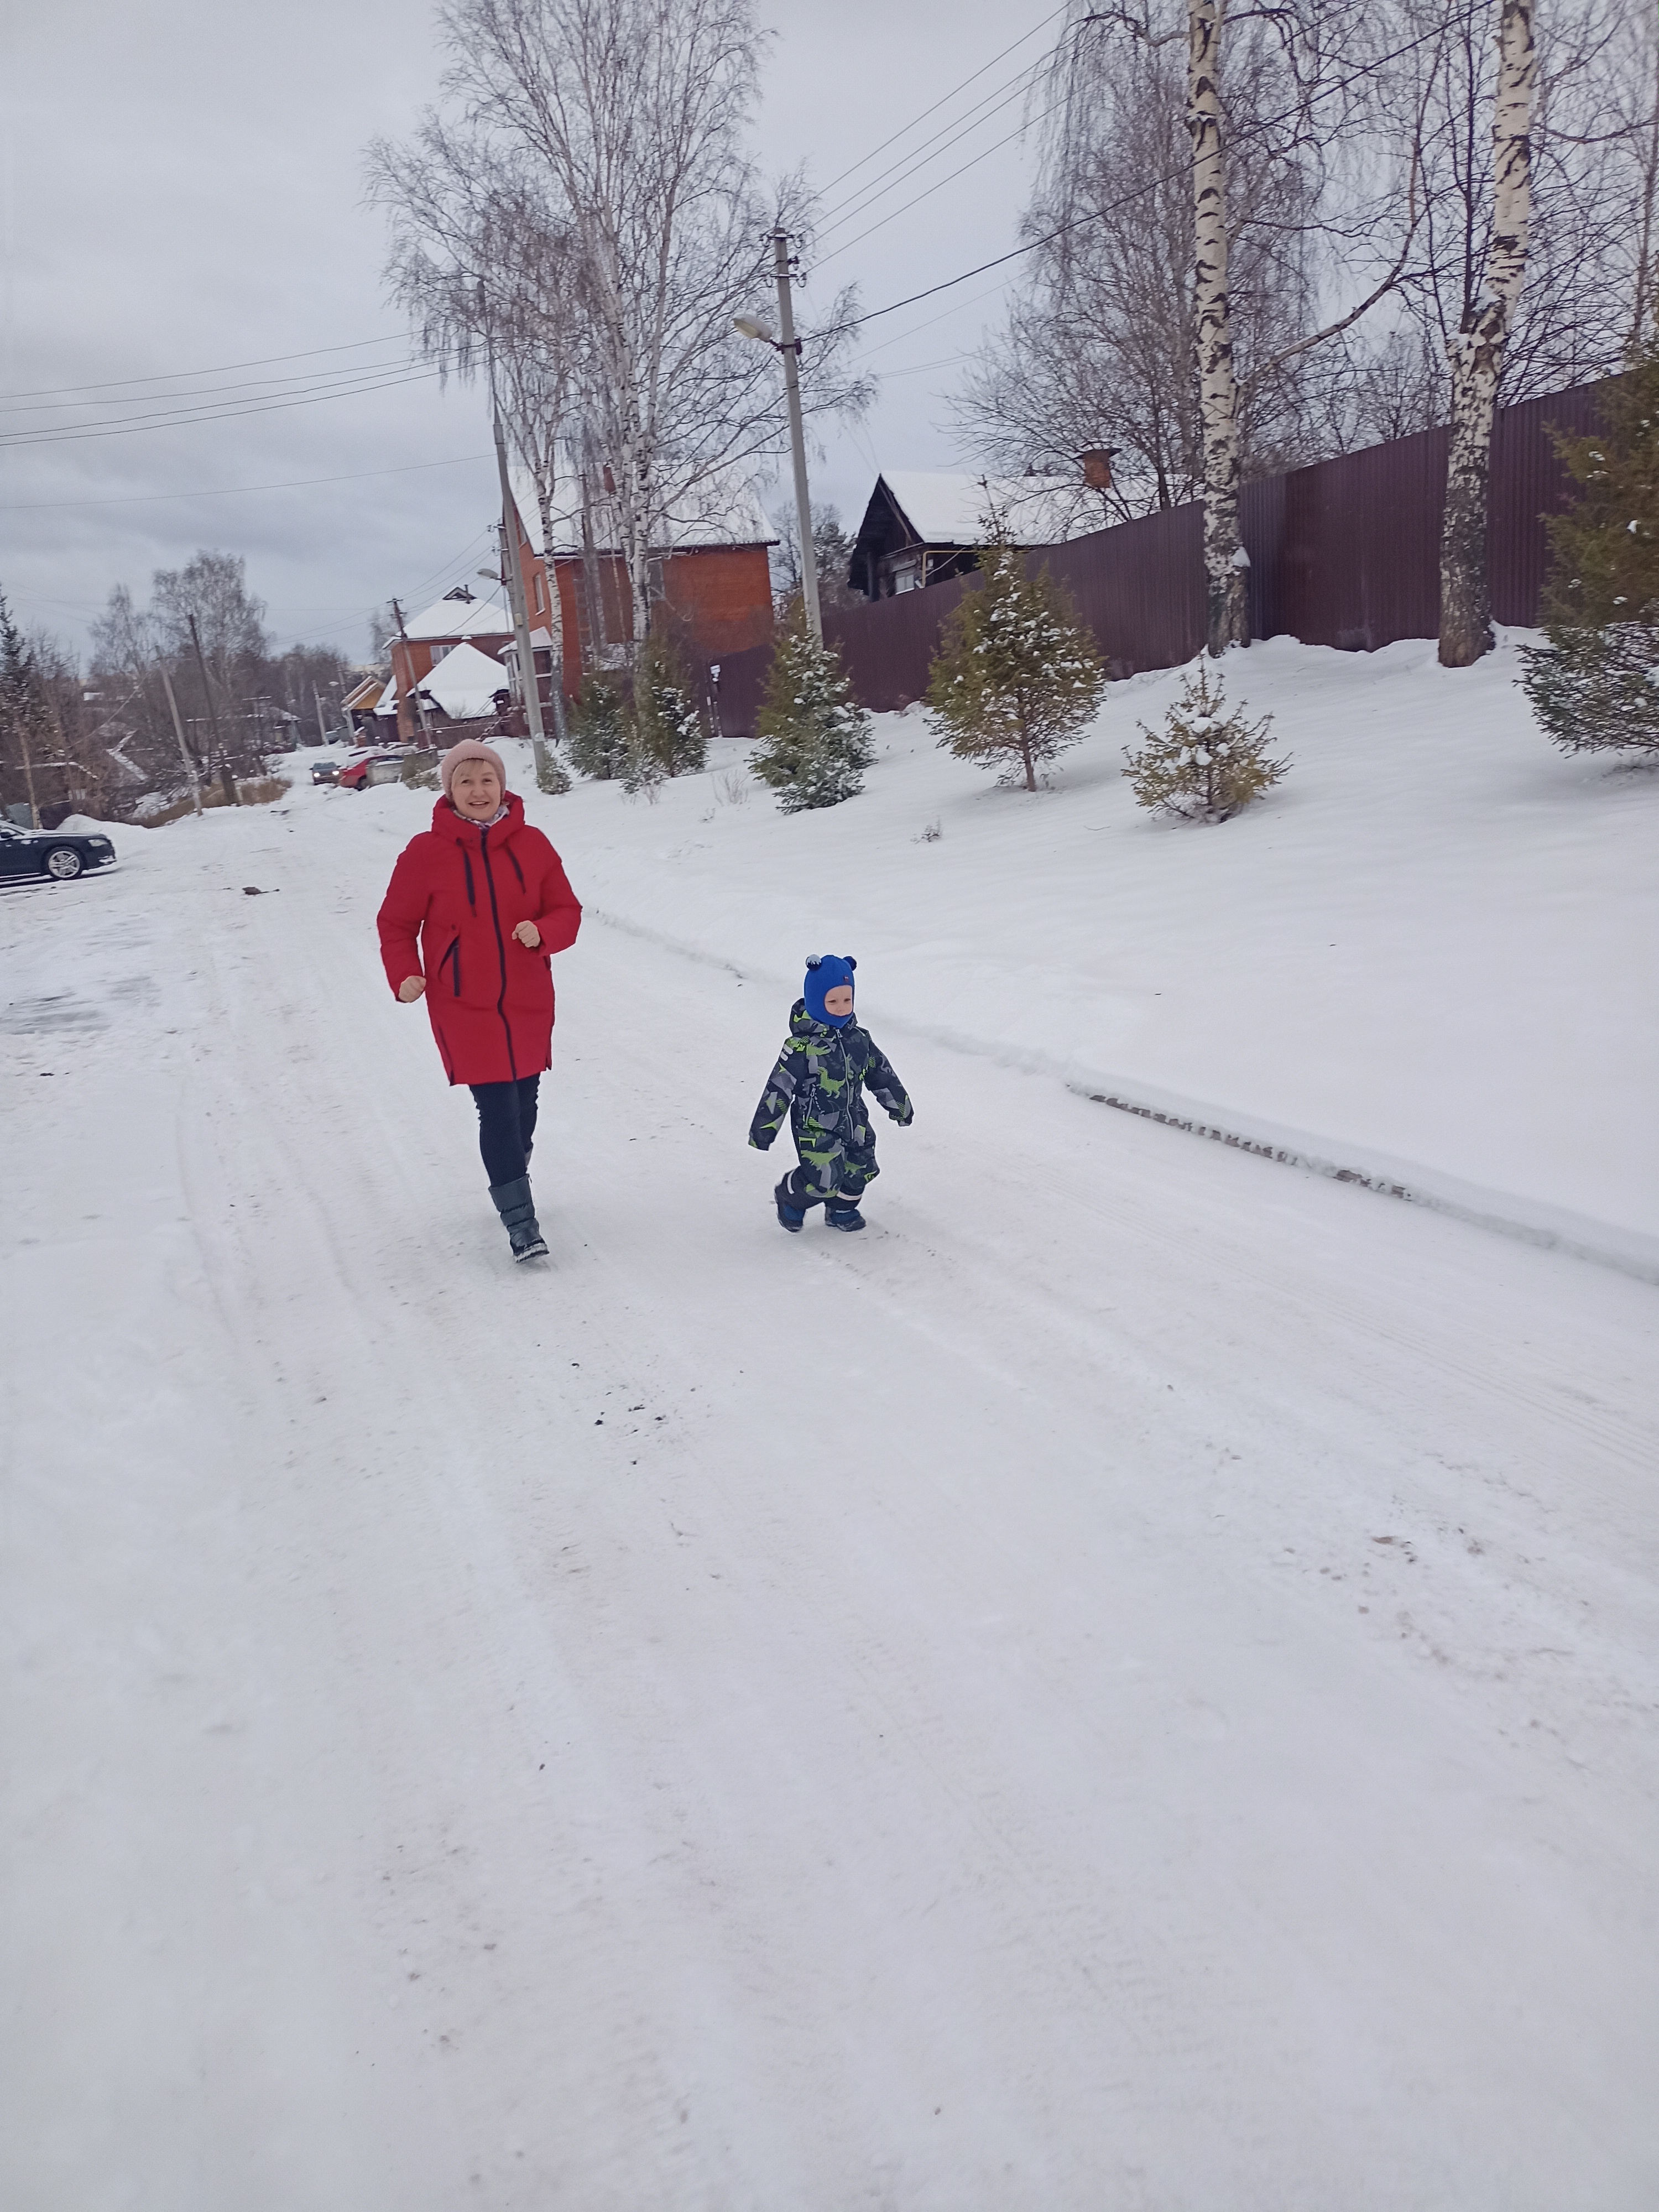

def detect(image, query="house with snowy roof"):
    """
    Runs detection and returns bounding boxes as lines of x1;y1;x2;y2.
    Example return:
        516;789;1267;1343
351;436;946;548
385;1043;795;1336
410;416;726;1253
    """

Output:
385;590;511;739
847;469;1114;600
502;465;778;702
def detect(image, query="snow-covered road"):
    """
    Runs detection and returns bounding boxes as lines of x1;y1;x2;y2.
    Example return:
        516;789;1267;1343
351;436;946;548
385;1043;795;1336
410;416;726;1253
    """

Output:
4;789;1656;2210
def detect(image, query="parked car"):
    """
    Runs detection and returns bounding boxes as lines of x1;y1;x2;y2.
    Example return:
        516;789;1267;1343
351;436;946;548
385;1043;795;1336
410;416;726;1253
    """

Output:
337;748;409;791
0;819;116;882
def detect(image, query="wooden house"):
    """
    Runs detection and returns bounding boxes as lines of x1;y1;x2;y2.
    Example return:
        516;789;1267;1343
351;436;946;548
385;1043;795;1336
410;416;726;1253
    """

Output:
847;471;1110;600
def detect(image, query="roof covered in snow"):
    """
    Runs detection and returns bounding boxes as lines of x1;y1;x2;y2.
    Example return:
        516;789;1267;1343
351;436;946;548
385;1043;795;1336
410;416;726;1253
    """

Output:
874;471;1105;549
510;467;776;557
418;641;511;721
401;596;512;643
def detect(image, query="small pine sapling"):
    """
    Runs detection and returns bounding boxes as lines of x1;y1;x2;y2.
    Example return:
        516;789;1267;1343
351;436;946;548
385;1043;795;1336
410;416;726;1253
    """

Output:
632;633;707;778
750;609;874;813
1518;317;1659;757
1122;663;1287;822
565;674;630;780
926;525;1107;791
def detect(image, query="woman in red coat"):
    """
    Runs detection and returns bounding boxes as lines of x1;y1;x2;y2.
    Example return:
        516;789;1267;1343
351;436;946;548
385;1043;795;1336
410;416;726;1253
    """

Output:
377;739;582;1261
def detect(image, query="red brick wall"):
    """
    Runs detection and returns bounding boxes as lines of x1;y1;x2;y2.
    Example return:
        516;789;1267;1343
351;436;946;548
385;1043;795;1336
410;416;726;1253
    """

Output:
548;545;774;694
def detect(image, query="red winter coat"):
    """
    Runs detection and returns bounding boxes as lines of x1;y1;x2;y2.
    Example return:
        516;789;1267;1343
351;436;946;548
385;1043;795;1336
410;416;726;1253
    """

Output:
377;794;582;1086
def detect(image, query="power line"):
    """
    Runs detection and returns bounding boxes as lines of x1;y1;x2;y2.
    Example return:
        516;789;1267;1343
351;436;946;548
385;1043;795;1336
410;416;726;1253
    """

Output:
0;451;494;515
812;55;1047;240
0;366;445;451
813;6;1067;202
0;353;421;420
0;332;410;406
821;0;1489;344
815;92;1066;269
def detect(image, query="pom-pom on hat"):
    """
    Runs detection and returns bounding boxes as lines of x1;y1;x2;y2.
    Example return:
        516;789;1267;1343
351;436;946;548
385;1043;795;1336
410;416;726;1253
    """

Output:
440;738;508;801
804;952;857;1029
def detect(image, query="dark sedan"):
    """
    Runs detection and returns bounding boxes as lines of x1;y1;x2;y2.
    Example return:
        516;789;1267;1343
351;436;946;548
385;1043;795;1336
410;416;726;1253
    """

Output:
0;819;117;882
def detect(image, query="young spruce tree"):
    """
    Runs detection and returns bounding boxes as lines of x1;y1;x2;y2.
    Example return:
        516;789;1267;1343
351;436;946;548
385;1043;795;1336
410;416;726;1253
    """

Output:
750;608;873;813
1519;322;1659;756
630;633;707;782
565;674;630;780
1121;662;1287;822
926;526;1107;791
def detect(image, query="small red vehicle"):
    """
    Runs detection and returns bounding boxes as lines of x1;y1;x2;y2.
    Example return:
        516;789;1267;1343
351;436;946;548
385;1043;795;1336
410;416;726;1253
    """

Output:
336;748;408;791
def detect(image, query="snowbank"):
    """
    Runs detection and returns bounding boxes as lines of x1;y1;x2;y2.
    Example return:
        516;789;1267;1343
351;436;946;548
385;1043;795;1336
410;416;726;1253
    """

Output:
526;629;1659;1248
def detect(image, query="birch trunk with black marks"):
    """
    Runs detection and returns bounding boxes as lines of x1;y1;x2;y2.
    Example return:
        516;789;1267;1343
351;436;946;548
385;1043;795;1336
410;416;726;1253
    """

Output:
1189;0;1248;655
1439;0;1537;668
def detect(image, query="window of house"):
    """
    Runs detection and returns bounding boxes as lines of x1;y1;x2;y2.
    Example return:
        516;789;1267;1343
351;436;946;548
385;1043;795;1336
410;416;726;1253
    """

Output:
533;572;545;613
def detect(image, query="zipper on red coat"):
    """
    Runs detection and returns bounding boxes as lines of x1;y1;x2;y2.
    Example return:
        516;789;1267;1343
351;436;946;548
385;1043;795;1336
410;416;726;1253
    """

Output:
478;827;518;1078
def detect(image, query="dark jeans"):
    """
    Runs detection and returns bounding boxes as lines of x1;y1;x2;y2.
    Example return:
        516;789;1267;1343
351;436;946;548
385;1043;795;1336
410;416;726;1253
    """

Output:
469;1074;541;1187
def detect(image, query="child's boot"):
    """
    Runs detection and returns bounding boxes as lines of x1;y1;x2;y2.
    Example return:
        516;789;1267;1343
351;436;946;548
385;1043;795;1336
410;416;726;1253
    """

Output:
774;1175;807;1233
825;1197;865;1232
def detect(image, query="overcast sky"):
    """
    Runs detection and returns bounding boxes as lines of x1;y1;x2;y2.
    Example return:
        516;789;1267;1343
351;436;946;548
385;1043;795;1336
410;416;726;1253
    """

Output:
0;0;1054;662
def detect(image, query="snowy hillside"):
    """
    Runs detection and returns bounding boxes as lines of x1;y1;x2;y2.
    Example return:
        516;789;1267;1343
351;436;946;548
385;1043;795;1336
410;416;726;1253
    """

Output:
561;628;1659;1253
3;633;1656;2209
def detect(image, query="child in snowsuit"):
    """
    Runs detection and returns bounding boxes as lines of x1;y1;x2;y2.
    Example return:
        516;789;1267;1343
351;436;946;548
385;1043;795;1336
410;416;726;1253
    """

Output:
749;954;913;1233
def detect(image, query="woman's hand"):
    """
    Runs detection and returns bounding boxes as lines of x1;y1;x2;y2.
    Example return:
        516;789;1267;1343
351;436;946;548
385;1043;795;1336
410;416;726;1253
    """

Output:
398;975;427;1003
513;920;542;949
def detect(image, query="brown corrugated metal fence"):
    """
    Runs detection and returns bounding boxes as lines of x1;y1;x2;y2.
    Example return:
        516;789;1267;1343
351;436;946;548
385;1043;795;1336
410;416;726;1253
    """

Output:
708;375;1613;738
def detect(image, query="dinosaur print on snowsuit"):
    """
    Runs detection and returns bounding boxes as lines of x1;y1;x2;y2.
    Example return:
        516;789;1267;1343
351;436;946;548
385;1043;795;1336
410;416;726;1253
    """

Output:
749;1001;914;1203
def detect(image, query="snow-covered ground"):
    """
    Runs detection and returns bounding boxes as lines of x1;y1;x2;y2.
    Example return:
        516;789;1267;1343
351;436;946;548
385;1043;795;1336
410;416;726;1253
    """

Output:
3;637;1656;2209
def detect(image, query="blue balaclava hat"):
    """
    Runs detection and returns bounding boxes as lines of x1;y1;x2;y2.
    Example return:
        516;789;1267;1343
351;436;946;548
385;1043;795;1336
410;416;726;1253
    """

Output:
804;953;857;1029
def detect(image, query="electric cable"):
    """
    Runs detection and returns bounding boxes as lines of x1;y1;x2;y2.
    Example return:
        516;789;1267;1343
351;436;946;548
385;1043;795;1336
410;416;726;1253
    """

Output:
0;366;446;451
812;6;1067;202
0;452;494;515
816;0;1490;343
0;353;422;420
811;54;1049;239
0;332;410;406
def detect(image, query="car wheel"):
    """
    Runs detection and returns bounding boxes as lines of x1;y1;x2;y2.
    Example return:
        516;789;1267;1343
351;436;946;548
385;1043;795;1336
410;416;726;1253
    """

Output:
44;846;84;880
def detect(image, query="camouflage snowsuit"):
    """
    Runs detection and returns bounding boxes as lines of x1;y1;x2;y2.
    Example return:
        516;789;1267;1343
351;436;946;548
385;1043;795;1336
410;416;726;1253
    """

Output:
749;1001;914;1203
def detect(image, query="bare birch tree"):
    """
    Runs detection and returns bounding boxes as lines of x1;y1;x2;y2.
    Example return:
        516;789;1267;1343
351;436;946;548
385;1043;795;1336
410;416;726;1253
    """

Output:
372;0;868;664
1186;0;1250;649
1437;0;1536;665
959;2;1426;654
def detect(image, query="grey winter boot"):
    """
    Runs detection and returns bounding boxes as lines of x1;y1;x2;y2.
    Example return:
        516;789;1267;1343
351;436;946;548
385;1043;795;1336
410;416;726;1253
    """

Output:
489;1174;549;1262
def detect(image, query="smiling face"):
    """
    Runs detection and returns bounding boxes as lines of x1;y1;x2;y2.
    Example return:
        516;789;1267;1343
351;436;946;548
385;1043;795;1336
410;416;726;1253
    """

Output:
450;759;504;820
822;983;854;1019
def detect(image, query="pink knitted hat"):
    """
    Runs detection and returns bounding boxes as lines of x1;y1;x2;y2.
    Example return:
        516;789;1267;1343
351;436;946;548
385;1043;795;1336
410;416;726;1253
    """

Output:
439;738;508;801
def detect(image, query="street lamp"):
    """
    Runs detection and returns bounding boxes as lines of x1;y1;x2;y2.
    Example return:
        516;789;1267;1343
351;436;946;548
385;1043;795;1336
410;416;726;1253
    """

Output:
734;228;822;644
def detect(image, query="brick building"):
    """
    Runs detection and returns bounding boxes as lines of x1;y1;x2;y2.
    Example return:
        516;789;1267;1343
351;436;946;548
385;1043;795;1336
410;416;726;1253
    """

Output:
388;592;511;739
503;471;778;723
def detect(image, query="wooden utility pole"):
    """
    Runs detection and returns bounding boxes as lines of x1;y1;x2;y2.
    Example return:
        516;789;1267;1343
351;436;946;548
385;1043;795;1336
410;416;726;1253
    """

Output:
1439;0;1537;667
389;599;432;740
159;664;204;815
772;228;822;644
492;408;551;786
187;614;239;805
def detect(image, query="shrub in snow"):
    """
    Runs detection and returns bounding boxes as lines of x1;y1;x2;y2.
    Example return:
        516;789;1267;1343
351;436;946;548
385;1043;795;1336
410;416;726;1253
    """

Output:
535;749;572;795
1519;321;1659;758
1121;664;1287;822
750;609;874;813
926;532;1107;791
566;675;630;780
